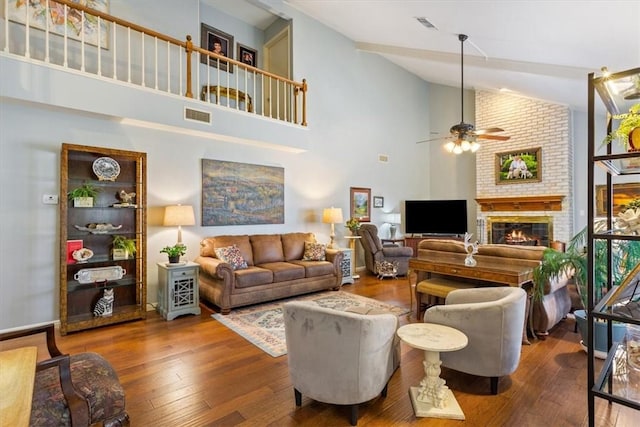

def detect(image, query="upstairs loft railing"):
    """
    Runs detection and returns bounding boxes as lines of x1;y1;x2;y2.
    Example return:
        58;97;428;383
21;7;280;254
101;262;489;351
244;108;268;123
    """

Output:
2;0;307;126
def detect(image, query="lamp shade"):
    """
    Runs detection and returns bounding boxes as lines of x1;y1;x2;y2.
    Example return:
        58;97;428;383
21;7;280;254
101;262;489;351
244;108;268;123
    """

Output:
322;207;343;224
386;213;401;225
163;205;195;226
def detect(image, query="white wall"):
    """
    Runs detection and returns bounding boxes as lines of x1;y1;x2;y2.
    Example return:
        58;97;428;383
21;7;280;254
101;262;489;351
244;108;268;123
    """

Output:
0;1;434;329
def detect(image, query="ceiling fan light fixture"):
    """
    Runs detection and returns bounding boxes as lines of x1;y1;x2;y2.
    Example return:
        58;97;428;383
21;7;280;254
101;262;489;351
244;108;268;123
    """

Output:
444;141;456;152
452;144;463;155
470;141;480;152
461;140;471;151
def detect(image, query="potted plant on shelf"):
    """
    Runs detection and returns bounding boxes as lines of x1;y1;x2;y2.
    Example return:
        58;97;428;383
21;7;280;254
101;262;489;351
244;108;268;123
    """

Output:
112;235;136;260
160;244;187;264
603;103;640;151
68;182;100;207
345;217;361;235
533;212;640;356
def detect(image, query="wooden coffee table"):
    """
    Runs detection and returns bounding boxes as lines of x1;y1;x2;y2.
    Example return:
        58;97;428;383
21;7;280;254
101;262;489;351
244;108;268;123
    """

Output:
397;323;468;420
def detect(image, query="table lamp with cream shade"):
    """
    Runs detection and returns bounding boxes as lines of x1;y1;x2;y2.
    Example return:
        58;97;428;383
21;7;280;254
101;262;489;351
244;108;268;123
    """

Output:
322;207;343;249
163;204;195;245
386;213;402;239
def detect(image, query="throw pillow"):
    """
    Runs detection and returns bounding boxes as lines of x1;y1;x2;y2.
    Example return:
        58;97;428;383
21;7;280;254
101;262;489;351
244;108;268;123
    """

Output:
214;245;248;270
302;242;326;261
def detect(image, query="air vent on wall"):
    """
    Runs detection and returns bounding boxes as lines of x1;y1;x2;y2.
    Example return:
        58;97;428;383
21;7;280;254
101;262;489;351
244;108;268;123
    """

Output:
184;107;211;124
415;17;437;30
378;154;389;163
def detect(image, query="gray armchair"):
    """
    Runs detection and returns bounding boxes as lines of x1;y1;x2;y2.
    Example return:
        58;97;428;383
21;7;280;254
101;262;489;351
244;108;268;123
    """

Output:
358;223;413;276
283;301;400;425
423;286;527;395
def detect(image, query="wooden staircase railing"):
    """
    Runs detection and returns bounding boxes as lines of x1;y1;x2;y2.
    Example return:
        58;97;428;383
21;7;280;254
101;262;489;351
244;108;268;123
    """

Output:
2;0;307;126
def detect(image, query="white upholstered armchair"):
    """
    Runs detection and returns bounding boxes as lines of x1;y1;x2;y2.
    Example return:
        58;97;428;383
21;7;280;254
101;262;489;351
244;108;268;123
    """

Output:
283;301;400;425
423;286;527;395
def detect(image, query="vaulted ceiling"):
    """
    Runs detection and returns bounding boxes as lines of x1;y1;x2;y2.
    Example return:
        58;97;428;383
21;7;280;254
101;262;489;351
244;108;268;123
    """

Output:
209;0;640;112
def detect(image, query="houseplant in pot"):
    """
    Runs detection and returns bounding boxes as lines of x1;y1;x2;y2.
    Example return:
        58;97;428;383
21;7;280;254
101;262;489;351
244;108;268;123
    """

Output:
67;182;100;207
603;103;640;151
112;235;136;260
533;216;640;356
345;217;361;235
160;244;187;264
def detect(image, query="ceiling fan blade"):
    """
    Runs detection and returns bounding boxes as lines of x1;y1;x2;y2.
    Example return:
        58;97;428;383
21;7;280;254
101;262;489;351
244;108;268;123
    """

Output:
416;136;450;144
477;134;511;141
474;127;505;135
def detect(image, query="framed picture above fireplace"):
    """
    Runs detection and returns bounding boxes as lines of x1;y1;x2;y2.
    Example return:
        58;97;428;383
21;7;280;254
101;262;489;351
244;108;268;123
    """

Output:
495;147;541;184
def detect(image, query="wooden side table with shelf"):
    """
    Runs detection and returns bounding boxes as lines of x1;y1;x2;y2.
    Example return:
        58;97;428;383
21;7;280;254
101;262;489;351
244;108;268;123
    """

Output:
344;236;362;280
327;248;354;285
157;261;201;320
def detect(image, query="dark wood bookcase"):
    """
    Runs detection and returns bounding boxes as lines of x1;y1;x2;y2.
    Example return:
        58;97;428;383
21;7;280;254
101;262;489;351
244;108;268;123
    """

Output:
60;143;147;334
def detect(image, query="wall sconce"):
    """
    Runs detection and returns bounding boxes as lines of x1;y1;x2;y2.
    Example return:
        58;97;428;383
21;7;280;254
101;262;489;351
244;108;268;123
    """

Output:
322;207;343;249
163;204;195;245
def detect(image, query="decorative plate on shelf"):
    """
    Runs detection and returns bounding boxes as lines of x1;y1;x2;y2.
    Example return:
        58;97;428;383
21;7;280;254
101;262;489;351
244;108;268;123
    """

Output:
92;157;120;181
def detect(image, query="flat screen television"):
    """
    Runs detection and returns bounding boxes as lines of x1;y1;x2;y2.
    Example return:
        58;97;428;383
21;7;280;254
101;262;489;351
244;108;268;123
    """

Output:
404;199;468;236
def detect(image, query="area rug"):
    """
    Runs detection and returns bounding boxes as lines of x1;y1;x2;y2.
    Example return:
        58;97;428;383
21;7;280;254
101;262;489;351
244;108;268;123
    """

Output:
211;291;409;357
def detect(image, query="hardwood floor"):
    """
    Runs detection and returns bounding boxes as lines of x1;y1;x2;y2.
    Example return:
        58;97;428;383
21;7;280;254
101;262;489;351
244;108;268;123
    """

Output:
4;272;637;426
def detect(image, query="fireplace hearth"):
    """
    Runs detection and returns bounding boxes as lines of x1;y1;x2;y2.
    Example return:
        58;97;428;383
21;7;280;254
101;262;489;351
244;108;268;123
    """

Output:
488;216;553;247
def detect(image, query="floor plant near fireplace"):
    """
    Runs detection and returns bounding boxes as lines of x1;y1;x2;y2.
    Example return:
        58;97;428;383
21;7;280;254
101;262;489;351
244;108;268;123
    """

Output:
533;219;640;355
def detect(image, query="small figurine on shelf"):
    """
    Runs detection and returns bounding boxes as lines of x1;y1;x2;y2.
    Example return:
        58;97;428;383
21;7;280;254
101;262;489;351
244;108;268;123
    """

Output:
93;288;114;317
463;232;479;267
113;189;137;208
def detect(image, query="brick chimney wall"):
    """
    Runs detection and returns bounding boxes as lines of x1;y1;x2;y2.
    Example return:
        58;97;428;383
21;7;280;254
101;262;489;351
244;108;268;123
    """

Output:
475;90;573;244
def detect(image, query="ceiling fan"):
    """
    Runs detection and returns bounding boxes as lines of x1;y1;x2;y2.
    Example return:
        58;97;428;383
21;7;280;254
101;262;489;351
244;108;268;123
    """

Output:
418;34;510;154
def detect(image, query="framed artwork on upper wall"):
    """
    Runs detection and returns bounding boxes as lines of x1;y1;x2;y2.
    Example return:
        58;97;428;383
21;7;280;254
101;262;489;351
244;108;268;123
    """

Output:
495;147;541;184
237;43;258;68
5;0;110;48
373;196;384;208
350;187;371;222
200;23;234;73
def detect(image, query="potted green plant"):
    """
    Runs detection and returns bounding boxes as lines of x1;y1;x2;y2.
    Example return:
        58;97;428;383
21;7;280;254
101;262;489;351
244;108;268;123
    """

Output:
603;103;640;150
345;217;361;235
533;217;640;355
160;244;187;264
68;182;100;207
112;235;136;260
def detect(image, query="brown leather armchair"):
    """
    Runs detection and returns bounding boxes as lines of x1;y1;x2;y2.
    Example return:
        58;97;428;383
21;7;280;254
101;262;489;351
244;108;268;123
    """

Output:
358;223;413;276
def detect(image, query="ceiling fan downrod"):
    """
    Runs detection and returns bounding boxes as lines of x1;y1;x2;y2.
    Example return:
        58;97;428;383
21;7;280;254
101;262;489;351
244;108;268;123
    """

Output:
459;33;468;125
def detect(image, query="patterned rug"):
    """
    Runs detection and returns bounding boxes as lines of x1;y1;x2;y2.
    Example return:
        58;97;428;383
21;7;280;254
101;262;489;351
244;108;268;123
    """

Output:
211;291;409;357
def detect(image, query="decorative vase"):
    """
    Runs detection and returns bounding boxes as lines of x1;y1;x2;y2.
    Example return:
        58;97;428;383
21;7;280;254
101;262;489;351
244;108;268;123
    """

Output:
389;224;397;240
574;309;627;358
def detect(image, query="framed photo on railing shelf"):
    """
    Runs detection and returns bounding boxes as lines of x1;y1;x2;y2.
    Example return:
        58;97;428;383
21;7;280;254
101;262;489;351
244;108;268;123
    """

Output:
237;43;258;68
200;23;234;73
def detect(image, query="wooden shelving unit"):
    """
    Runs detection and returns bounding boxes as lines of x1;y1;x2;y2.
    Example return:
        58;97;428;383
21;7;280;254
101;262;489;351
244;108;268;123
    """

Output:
59;144;147;334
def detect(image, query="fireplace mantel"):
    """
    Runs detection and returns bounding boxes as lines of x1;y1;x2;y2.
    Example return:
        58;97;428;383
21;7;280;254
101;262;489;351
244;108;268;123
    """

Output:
475;195;564;212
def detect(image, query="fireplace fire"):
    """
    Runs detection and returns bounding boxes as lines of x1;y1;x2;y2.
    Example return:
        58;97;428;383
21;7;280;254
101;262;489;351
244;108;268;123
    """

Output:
487;216;553;247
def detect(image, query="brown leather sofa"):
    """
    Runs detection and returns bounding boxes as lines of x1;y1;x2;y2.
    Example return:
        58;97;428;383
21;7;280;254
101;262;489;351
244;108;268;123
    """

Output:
415;239;572;337
196;233;343;314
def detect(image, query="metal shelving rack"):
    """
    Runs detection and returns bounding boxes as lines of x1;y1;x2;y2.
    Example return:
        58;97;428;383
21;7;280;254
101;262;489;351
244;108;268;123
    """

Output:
587;67;640;425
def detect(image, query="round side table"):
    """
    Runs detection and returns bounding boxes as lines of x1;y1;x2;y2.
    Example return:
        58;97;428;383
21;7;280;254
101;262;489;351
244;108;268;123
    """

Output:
397;323;468;420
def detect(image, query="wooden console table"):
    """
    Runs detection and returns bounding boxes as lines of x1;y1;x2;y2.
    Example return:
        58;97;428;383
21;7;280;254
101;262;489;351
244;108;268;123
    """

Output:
409;252;537;343
0;346;37;427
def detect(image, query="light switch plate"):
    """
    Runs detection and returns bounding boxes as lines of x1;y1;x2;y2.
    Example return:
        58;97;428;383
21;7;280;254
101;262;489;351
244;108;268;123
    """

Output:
42;194;59;204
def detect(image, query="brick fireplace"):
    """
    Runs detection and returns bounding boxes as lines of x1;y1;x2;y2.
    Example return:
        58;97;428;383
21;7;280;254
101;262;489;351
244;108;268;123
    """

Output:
474;91;573;245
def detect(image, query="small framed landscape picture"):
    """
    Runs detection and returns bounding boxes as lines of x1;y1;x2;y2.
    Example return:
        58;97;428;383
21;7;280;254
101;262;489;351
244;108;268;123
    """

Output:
373;196;384;208
350;187;371;222
200;23;234;73
495;147;541;184
237;43;258;68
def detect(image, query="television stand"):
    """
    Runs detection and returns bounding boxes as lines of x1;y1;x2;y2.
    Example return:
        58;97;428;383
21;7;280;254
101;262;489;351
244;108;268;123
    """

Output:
405;234;463;255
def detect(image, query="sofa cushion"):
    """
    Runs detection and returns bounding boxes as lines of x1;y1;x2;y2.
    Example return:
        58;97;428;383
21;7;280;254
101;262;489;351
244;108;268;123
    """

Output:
282;232;316;261
418;239;467;253
290;260;335;277
478;243;546;260
234;267;274;288
257;262;306;281
302;242;326;261
250;234;285;265
201;235;254;266
214;245;248;270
